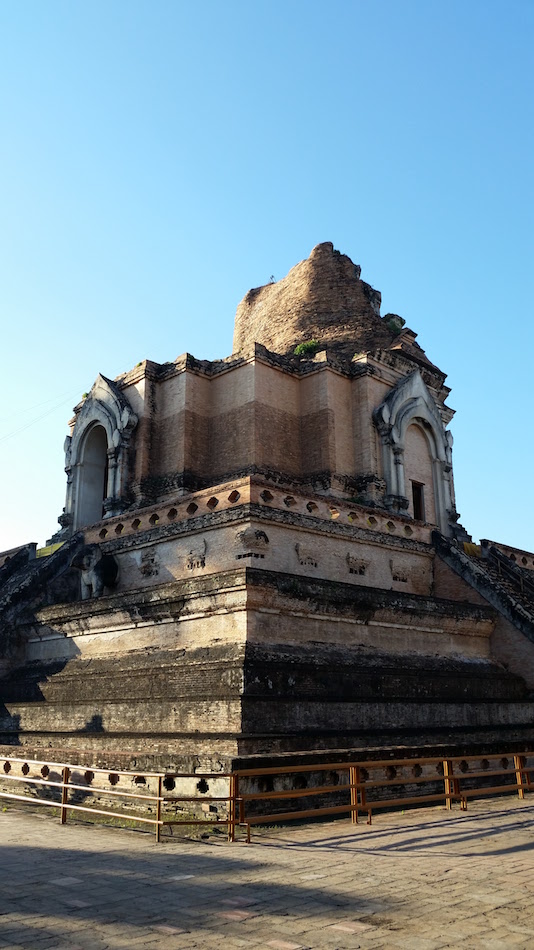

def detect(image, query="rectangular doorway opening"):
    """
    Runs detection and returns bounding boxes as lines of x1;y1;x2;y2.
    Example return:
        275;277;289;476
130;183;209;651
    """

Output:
412;481;425;522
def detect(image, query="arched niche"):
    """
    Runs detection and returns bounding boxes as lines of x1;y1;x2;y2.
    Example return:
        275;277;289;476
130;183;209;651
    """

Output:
373;370;456;535
404;422;437;524
75;425;109;529
59;375;138;534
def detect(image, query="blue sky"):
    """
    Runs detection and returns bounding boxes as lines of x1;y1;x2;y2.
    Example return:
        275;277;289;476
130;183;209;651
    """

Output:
0;1;532;551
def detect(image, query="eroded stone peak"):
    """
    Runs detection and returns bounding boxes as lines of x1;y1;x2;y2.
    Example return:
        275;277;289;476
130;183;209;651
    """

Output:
233;242;395;358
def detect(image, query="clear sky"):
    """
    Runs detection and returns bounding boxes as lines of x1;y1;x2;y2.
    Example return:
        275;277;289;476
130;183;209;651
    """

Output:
0;1;532;552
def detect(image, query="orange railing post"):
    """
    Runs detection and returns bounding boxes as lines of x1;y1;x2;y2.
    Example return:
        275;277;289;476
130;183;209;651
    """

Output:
514;754;526;800
155;775;162;842
228;773;236;842
60;766;70;825
349;765;358;824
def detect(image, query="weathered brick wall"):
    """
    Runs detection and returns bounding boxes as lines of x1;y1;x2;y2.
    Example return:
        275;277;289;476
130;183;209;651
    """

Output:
491;615;534;690
433;557;487;604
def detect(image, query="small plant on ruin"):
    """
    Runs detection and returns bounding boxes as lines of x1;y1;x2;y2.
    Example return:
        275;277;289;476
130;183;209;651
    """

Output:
294;339;320;358
383;313;406;336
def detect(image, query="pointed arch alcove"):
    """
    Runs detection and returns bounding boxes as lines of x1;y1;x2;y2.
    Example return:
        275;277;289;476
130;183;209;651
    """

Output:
61;375;138;533
76;424;109;528
373;370;456;535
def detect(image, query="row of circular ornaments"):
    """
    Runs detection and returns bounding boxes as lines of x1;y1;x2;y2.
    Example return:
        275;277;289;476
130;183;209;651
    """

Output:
96;489;419;540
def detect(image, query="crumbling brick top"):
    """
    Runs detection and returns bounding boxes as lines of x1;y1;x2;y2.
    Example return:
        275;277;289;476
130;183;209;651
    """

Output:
233;242;441;373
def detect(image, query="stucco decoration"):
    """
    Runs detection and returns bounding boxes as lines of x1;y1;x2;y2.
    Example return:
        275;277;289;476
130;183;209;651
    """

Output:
235;528;269;560
373;370;456;535
61;375;138;533
295;543;318;569
187;538;207;570
71;544;119;599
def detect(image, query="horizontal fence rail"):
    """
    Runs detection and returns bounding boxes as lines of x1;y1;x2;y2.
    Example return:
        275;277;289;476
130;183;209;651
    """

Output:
1;751;533;843
229;751;534;837
0;757;250;842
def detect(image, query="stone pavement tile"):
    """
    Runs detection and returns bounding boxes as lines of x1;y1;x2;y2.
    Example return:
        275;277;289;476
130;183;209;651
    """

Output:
49;936;110;950
267;918;335;939
300;932;363;950
219;895;261;906
60;897;93;908
151;924;187;934
469;940;521;950
2;937;67;950
469;891;518;908
217;909;255;921
390;937;451;950
110;933;189;949
48;876;84;886
350;928;400;948
329;920;374;933
265;940;306;949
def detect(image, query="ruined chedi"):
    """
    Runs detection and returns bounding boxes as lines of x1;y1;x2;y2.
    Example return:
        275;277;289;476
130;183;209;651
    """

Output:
2;242;534;771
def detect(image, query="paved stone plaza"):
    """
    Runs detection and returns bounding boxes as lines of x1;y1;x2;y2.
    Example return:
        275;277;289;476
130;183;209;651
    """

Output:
2;796;534;949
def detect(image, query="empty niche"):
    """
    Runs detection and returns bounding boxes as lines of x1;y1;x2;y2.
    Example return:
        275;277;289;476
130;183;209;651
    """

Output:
228;490;240;503
206;496;219;510
260;489;273;502
306;501;318;513
167;507;178;520
131;518;141;530
186;502;198;516
347;511;358;523
114;523;124;535
99;528;108;539
386;521;396;532
284;495;297;507
149;512;159;526
367;515;378;528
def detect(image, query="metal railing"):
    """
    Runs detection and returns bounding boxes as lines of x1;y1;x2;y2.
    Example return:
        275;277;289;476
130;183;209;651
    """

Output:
0;757;250;841
1;751;533;843
230;751;534;836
